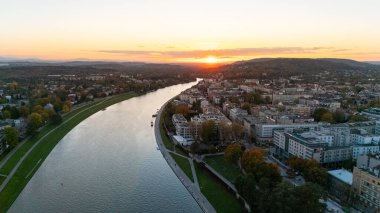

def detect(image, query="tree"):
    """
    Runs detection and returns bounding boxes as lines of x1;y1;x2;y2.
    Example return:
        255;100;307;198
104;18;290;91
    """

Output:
235;174;259;209
18;106;30;118
270;182;297;213
9;106;20;119
241;148;265;172
240;148;281;184
27;112;43;135
200;120;216;144
2;110;11;119
62;101;72;113
4;127;19;148
333;111;346;123
304;166;328;187
175;105;190;118
241;103;251;114
313;108;329;121
218;121;232;143
293;183;326;213
224;143;243;164
50;113;63;125
191;100;202;113
348;114;369;123
288;157;327;186
321;112;334;123
231;122;244;141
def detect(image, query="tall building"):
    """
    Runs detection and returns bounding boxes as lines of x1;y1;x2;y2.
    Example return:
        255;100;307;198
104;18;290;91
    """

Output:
352;154;380;211
274;129;352;164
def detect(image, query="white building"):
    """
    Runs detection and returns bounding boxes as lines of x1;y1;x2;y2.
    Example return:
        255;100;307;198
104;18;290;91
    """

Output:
274;130;352;163
172;114;194;142
353;145;380;160
255;122;319;139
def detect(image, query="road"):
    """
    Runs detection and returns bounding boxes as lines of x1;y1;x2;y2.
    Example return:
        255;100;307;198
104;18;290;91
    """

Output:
154;102;216;213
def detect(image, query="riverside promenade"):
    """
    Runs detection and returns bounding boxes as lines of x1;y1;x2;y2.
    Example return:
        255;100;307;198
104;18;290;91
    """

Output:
154;101;216;213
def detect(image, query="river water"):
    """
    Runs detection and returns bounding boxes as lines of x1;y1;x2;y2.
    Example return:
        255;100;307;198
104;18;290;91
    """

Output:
9;80;202;213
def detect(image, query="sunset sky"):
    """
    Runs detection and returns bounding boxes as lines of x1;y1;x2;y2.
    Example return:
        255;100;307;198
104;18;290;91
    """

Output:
1;0;380;63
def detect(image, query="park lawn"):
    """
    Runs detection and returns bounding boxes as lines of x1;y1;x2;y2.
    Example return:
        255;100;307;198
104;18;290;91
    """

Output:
170;153;194;182
194;163;243;213
159;114;174;151
0;92;137;212
0;176;5;185
175;146;189;157
205;155;242;183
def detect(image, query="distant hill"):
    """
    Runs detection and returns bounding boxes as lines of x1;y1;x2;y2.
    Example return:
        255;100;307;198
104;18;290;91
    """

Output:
0;61;198;81
367;61;380;65
220;58;380;82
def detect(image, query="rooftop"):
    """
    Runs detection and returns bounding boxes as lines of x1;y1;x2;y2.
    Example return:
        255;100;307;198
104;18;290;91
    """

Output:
328;169;353;185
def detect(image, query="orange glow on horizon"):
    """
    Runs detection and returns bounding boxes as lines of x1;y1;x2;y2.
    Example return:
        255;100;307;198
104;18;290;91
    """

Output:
203;56;218;64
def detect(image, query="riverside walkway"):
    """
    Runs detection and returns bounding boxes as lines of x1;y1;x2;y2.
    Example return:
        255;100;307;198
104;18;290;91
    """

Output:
154;102;216;213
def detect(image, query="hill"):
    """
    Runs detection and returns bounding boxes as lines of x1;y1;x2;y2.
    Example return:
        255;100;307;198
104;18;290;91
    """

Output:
220;58;380;82
0;61;198;81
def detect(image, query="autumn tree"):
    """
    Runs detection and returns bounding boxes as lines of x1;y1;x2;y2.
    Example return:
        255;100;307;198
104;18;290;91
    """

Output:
224;143;243;164
218;121;232;143
175;105;190;117
321;112;334;123
18;106;30;118
287;157;327;186
4;127;19;148
231;122;244;141
27;112;43;135
241;148;281;184
200;120;216;144
62;101;72;113
241;148;265;171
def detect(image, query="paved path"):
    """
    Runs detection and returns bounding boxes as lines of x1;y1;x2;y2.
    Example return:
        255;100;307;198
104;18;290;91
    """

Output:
154;101;216;213
0;98;111;192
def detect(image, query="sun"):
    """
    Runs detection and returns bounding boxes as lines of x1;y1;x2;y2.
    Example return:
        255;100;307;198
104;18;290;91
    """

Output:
204;56;218;64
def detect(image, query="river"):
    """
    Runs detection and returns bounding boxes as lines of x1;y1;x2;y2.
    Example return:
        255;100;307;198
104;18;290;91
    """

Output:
9;80;202;213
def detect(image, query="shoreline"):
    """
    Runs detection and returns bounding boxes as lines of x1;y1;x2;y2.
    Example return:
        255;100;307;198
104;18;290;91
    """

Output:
154;98;217;213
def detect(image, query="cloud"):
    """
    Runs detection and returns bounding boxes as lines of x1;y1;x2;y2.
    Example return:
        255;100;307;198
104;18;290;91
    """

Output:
96;47;349;59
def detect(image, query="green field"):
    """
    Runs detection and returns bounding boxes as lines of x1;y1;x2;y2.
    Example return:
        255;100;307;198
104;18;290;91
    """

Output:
194;163;243;213
0;176;5;186
0;92;137;212
205;155;242;183
170;153;194;182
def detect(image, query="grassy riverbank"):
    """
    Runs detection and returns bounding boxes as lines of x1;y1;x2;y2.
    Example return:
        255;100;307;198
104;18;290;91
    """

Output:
204;155;241;183
170;153;194;182
159;110;174;151
194;163;243;213
0;92;137;212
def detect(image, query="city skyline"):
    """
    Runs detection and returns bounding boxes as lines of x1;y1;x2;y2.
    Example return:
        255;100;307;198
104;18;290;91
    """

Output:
1;0;380;63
